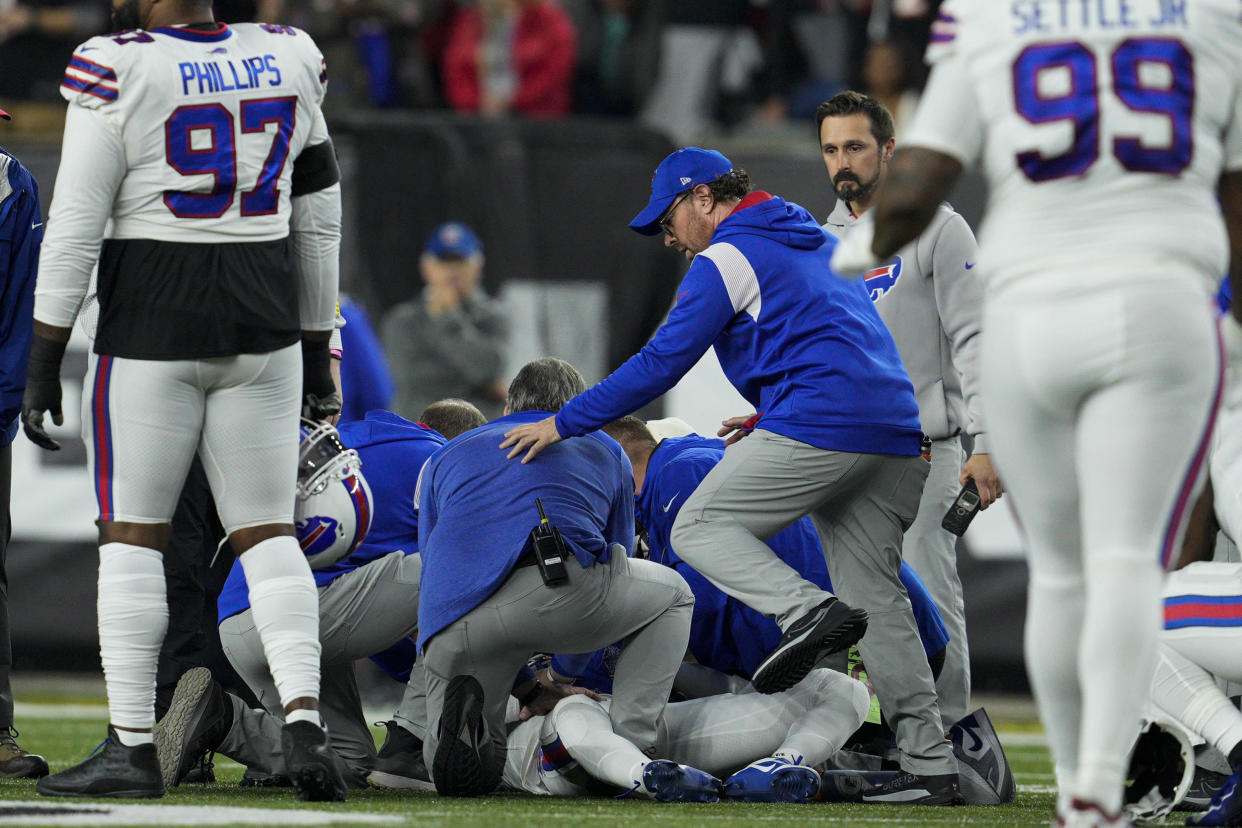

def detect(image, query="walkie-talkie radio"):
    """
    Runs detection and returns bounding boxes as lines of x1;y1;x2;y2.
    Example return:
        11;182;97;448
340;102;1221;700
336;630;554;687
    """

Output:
941;478;982;537
529;498;569;586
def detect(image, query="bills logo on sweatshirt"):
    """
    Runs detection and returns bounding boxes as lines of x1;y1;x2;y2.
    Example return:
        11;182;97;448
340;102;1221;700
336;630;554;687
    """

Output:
864;257;903;301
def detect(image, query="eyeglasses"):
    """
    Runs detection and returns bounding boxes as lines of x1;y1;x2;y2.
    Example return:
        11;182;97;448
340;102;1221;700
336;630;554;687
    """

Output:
658;190;692;235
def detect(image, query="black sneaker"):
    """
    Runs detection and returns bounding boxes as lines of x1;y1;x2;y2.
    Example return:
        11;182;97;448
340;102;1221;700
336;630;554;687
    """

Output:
281;720;347;802
239;766;293;788
859;771;964;805
751;597;868;694
0;727;49;779
154;667;233;788
37;727;164;799
433;675;498;797
367;721;432;790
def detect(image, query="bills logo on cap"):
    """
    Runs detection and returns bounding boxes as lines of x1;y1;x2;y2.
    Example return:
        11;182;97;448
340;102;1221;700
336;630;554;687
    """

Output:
864;257;903;301
680;176;692;185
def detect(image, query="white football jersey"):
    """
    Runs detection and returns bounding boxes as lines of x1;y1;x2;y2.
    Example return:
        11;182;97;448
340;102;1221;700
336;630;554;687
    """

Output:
906;0;1242;296
58;21;327;243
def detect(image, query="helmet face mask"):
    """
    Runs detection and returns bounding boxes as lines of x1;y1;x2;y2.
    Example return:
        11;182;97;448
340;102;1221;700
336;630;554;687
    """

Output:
1124;716;1195;821
297;419;361;499
294;419;373;569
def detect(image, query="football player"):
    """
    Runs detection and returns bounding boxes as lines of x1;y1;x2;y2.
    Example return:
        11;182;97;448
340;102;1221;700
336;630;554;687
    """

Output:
502;667;868;802
155;406;484;790
21;0;344;800
830;2;1242;824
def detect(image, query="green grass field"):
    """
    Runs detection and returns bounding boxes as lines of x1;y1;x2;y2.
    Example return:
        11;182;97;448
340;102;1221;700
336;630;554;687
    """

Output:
0;695;1191;827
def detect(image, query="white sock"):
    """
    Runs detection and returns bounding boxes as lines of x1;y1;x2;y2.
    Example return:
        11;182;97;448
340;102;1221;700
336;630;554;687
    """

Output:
1152;644;1242;759
97;542;168;732
239;536;322;710
1025;568;1085;816
551;696;650;791
1076;553;1161;814
113;729;154;747
285;708;322;727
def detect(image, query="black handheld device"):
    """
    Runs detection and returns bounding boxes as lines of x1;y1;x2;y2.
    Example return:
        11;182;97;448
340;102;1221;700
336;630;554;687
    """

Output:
941;478;982;537
529;498;569;586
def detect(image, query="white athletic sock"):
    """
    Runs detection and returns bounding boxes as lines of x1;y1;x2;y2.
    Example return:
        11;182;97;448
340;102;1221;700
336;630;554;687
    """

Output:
97;542;168;732
1152;644;1242;760
1076;553;1162;814
776;669;873;767
552;696;650;792
113;729;154;747
285;708;322;727
1025;568;1085;816
239;536;322;710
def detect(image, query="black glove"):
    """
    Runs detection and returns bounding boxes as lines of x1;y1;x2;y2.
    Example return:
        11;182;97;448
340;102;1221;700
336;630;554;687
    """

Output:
22;334;67;451
301;337;340;422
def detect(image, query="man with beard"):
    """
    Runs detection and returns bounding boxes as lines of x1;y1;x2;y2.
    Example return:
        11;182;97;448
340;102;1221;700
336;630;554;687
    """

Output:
817;91;995;729
23;0;344;802
501;148;963;804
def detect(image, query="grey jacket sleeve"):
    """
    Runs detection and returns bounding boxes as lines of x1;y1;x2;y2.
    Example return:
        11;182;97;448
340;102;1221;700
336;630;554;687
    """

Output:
923;211;988;454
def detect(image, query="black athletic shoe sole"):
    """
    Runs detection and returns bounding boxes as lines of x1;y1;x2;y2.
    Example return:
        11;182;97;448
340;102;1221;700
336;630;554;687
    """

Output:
154;667;215;788
752;603;869;694
280;721;347;803
433;675;492;797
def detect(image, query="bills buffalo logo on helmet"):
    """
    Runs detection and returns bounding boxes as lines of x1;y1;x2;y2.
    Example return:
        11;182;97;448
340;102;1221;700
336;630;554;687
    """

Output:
864;257;903;301
297;515;342;559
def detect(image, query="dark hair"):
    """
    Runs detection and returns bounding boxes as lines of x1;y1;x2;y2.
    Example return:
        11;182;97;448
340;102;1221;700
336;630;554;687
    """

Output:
706;169;752;204
419;398;486;440
814;91;895;148
602;416;657;453
507;358;587;414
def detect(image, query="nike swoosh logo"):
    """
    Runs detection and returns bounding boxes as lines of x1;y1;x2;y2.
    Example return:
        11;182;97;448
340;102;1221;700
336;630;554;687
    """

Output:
964;262;975;270
31;222;42;230
662;493;680;513
79;46;98;52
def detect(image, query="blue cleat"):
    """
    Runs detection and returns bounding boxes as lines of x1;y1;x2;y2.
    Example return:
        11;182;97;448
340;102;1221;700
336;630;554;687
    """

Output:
642;759;721;803
723;757;821;803
1190;766;1242;826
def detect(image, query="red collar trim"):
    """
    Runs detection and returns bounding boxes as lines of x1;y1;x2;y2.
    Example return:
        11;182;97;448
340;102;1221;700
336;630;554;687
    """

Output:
728;191;773;216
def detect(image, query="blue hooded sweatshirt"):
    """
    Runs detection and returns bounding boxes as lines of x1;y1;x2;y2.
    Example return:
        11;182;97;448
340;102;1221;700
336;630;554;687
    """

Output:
218;410;444;623
555;194;921;455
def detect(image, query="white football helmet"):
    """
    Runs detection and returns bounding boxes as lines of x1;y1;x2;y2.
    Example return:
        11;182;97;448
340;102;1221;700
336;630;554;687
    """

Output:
295;419;373;569
1124;714;1196;821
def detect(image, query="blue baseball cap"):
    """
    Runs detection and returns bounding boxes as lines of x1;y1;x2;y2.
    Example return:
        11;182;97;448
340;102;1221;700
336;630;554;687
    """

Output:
424;222;483;259
629;147;733;236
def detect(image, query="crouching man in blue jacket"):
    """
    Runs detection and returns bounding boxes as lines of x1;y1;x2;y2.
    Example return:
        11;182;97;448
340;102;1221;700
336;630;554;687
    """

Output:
418;358;695;798
502;148;958;804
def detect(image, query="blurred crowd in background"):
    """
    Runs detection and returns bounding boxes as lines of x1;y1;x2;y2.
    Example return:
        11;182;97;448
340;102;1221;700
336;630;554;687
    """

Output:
0;0;942;142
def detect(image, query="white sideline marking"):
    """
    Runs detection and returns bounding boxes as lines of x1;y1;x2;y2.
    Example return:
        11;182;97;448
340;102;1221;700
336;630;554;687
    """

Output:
15;703;108;720
0;801;397;825
996;730;1048;747
1019;784;1057;794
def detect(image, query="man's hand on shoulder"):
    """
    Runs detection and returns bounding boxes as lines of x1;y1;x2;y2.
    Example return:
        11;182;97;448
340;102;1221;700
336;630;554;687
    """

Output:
960;453;1003;509
501;416;562;464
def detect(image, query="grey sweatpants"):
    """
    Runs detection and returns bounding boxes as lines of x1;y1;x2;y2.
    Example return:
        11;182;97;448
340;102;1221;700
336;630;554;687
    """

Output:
218;550;423;781
669;428;956;775
421;551;694;785
903;436;971;728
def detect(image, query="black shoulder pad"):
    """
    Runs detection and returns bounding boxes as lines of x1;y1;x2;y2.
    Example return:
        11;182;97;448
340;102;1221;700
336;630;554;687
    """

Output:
291;140;340;197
